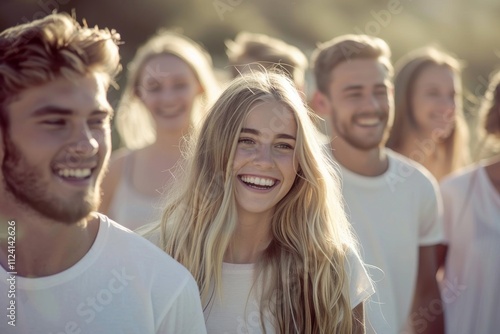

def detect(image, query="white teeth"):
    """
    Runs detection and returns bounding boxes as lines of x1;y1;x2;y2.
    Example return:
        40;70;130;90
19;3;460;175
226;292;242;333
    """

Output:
57;168;92;179
241;176;276;187
356;118;380;126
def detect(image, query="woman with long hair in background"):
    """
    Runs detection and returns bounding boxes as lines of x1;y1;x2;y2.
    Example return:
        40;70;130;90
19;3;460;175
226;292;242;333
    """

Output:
387;47;469;181
438;70;500;334
100;30;219;230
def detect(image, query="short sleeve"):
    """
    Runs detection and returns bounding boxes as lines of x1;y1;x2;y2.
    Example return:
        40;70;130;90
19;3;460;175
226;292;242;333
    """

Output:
345;247;375;309
156;275;207;334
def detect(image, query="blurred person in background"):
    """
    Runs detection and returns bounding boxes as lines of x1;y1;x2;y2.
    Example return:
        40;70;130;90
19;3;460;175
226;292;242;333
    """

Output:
387;47;470;181
312;34;445;334
100;30;219;230
226;31;308;95
438;69;500;334
226;31;331;136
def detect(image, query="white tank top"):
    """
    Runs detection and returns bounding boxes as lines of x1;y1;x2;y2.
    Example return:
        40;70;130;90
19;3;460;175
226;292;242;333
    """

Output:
107;153;163;231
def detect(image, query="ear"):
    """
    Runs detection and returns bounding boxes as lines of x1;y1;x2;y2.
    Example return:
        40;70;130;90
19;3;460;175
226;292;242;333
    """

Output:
311;90;331;116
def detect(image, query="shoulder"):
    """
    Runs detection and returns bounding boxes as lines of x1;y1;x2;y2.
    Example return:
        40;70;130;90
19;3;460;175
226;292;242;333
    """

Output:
440;164;479;204
440;164;479;192
100;214;195;285
386;149;434;179
385;148;439;192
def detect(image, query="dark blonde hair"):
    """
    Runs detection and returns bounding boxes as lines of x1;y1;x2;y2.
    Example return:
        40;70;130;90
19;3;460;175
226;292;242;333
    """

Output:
226;32;308;89
149;72;357;333
311;34;393;94
386;47;469;172
0;12;120;128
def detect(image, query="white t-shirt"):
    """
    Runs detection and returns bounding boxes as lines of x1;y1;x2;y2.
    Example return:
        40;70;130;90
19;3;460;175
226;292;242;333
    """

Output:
0;214;206;334
204;248;374;334
335;149;444;334
440;164;500;334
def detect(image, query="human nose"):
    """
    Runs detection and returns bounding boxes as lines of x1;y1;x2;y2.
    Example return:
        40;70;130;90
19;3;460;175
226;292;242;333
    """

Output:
362;94;381;112
440;96;456;121
66;124;99;163
253;144;275;169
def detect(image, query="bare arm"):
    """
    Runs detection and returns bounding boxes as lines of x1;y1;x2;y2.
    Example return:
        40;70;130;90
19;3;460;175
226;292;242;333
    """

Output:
352;302;366;334
409;245;444;334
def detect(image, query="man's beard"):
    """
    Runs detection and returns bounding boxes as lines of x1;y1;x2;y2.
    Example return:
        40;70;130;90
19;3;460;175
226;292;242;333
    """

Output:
331;110;390;151
2;135;100;225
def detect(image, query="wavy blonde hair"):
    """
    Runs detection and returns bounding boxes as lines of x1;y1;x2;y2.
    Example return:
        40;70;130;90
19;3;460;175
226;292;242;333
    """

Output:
115;30;219;149
0;12;120;127
146;72;357;333
386;47;470;172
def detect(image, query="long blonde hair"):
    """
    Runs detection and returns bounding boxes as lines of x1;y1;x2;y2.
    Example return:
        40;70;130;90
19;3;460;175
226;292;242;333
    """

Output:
147;72;357;333
115;30;219;149
387;47;470;172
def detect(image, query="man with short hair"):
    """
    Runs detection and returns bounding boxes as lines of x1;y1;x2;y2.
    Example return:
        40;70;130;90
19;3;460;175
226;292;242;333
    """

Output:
0;13;206;333
226;31;308;94
311;34;445;334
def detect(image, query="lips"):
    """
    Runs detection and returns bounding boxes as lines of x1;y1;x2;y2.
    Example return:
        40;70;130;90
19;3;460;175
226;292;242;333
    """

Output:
155;105;185;118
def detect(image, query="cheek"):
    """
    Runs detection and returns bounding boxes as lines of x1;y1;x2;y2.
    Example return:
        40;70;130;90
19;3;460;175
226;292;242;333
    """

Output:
232;149;252;171
139;94;158;109
278;155;298;177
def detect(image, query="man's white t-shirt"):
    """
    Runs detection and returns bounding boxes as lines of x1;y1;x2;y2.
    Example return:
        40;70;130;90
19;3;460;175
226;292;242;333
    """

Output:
0;214;206;334
440;164;500;334
204;248;374;334
334;149;444;334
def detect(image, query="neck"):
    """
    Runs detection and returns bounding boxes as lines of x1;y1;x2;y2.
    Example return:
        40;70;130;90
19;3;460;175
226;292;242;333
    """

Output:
330;138;388;176
398;130;449;179
0;204;99;277
225;212;273;264
154;127;189;150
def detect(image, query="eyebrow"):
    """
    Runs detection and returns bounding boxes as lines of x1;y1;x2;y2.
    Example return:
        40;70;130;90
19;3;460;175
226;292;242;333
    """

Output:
31;106;113;117
343;83;388;92
240;127;296;140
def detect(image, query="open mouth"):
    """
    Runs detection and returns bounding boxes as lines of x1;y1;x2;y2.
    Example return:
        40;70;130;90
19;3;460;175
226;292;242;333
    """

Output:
157;106;184;118
353;114;385;127
239;175;279;190
54;167;94;181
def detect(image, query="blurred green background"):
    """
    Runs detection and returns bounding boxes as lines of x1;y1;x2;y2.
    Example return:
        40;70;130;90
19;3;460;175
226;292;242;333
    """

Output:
2;0;499;148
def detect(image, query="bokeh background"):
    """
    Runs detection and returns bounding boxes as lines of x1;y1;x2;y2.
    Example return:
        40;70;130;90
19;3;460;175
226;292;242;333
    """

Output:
2;0;500;150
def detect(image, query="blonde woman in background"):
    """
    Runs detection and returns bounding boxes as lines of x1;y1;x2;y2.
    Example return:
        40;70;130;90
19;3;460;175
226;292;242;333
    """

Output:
387;47;469;181
145;73;374;333
100;31;219;230
438;70;500;334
